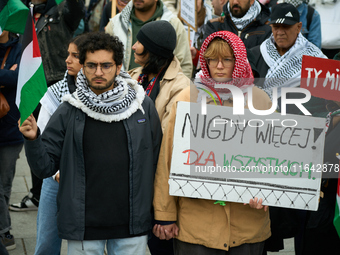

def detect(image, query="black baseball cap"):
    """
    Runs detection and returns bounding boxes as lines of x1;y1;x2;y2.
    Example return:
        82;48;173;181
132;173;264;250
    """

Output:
269;3;300;25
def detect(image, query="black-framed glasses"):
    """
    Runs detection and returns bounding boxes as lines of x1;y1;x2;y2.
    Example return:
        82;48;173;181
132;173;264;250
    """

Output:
206;58;235;68
83;63;115;74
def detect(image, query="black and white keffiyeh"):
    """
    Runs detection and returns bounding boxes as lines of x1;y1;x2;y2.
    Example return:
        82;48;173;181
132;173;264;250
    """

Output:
227;0;261;30
40;71;70;115
63;69;145;122
117;1;132;34
260;33;326;98
278;0;303;8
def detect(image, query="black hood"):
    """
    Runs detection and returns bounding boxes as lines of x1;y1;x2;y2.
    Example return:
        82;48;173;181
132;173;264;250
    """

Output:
0;36;19;51
24;0;58;15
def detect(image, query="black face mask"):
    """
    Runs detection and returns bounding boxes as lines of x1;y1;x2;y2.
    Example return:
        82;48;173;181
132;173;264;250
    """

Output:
31;2;46;14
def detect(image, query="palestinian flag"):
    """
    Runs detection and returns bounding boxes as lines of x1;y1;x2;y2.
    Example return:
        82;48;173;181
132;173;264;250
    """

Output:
0;0;29;34
334;154;340;237
334;176;340;237
16;8;47;125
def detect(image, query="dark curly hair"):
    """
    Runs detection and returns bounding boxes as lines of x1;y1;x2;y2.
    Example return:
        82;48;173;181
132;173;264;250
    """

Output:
78;32;124;66
69;33;87;48
141;50;173;75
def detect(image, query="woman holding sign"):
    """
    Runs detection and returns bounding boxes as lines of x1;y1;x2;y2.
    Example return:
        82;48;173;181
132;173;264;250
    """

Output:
152;30;272;254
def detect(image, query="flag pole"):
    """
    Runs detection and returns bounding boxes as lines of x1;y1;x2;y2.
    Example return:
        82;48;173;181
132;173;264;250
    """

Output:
16;4;47;125
334;153;340;237
111;0;116;18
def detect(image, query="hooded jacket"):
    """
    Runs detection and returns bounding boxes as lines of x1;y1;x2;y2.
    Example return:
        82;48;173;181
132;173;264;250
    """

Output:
203;1;271;49
153;31;271;251
22;0;85;85
0;35;23;147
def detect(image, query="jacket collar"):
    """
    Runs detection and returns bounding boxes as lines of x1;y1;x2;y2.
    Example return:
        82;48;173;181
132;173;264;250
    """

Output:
162;57;182;81
120;0;174;27
223;0;270;26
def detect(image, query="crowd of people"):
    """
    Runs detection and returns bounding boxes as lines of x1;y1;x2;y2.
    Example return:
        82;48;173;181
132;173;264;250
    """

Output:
1;0;340;254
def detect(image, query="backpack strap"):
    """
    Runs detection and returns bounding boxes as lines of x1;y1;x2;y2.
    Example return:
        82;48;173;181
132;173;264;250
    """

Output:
1;47;11;69
307;5;315;31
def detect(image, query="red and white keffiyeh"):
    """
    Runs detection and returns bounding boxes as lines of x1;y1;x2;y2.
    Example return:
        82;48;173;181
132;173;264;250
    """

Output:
197;31;254;94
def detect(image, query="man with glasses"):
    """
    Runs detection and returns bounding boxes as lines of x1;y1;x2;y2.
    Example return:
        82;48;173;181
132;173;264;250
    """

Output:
17;32;162;255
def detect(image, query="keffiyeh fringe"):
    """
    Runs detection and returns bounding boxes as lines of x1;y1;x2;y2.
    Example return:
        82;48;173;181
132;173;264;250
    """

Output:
260;33;326;99
195;71;253;103
228;0;261;30
40;71;70;115
278;0;303;7
63;70;145;122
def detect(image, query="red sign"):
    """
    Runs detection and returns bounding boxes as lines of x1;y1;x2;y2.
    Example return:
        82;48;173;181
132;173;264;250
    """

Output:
301;55;340;101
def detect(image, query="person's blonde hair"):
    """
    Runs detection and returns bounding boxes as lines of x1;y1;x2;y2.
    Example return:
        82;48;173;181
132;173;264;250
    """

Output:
203;38;234;60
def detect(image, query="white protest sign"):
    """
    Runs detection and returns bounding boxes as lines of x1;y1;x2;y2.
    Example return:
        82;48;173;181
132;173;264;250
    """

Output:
179;0;197;31
169;102;326;211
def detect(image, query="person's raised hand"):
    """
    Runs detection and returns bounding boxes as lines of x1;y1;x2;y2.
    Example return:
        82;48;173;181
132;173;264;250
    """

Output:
18;114;38;140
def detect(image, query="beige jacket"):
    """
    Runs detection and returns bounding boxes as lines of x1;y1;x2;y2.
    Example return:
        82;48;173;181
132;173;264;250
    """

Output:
129;57;190;132
153;85;272;251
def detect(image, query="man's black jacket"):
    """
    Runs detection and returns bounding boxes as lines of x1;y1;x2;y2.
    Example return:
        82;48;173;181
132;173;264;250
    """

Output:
22;0;85;85
203;2;272;49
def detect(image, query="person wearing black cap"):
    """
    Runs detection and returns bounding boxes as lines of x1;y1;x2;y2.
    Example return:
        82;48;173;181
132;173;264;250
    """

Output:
129;20;190;132
250;3;326;115
250;4;327;254
278;0;321;49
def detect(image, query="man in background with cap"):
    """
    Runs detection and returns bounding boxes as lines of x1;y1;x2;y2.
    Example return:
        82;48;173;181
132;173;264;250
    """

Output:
278;0;321;48
250;4;327;254
105;0;193;78
204;0;272;49
250;3;326;115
